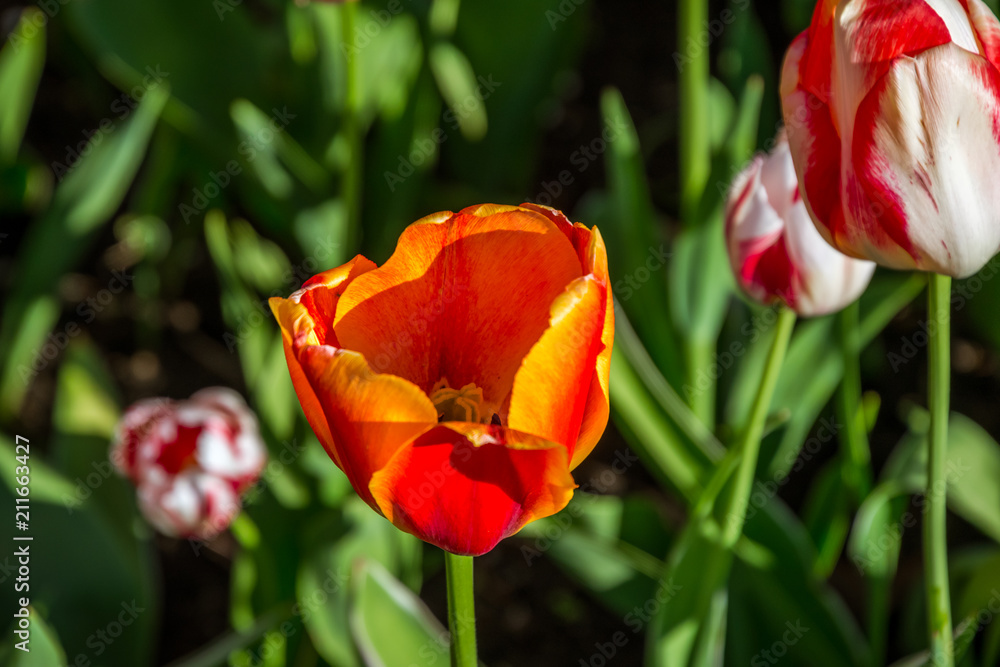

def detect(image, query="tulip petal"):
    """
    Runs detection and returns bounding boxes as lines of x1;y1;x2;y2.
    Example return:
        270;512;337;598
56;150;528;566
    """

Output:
801;0;839;101
332;205;584;408
296;346;438;508
270;256;378;469
839;0;965;65
507;220;612;468
783;192;877;317
964;0;1000;70
570;225;614;469
368;424;576;556
783;32;852;256
290;255;377;346
852;43;1000;276
507;274;606;464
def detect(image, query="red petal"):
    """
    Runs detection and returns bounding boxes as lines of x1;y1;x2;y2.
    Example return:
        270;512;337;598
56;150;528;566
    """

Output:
842;0;953;65
368;424;576;556
782;34;849;252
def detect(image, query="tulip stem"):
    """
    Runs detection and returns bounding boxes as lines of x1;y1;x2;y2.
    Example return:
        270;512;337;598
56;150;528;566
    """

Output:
444;552;478;667
837;300;872;502
677;0;710;226
925;273;953;666
721;306;796;547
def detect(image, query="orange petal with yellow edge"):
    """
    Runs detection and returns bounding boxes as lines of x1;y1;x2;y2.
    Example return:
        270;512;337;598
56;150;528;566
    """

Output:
506;275;606;463
331;205;584;407
294;345;437;509
570;225;614;469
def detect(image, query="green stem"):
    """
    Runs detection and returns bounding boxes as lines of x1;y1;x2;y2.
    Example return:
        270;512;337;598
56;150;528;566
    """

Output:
686;338;716;432
444;552;477;667
837;300;872;502
678;0;710;225
925;273;953;666
721;307;796;546
341;1;363;249
429;0;461;37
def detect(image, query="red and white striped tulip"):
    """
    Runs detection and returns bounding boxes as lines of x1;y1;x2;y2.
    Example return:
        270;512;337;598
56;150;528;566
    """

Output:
111;388;267;540
781;0;1000;278
726;133;876;316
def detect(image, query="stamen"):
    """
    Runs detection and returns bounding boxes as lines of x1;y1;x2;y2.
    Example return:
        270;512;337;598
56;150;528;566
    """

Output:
430;378;489;424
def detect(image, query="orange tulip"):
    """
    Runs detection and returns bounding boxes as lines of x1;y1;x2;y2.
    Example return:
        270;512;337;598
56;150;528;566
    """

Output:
270;204;613;555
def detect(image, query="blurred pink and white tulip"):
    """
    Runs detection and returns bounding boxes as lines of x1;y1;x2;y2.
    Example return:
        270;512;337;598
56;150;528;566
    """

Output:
726;133;876;316
111;388;266;540
781;0;1000;278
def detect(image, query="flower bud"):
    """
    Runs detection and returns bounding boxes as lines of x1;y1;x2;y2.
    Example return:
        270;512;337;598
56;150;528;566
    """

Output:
726;134;876;316
111;388;266;540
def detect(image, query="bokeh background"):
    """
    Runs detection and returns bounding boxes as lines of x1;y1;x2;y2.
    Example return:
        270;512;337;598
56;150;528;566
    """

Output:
4;0;1000;665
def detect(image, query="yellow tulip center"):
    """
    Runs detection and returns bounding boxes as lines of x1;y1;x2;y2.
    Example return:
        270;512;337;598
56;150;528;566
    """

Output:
430;378;499;424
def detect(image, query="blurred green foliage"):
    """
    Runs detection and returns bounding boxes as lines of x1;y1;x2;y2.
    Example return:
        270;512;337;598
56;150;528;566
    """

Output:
4;0;1000;666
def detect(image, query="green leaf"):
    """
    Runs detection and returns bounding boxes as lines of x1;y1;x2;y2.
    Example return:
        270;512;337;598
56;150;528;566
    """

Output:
51;341;121;440
600;87;681;387
519;494;668;617
0;475;157;667
871;410;1000;545
728;500;873;667
0;608;66;667
164;605;292;667
0;84;168;416
0;296;59;419
802;462;851;578
66;0;276;137
297;499;422;667
615;306;724;464
943;415;1000;544
725;75;765;169
668;210;734;344
0;431;76;505
725;273;925;479
429;42;486;141
348;559;450;667
0;8;46;164
886;615;979;667
706;78;736;152
610;351;702;502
